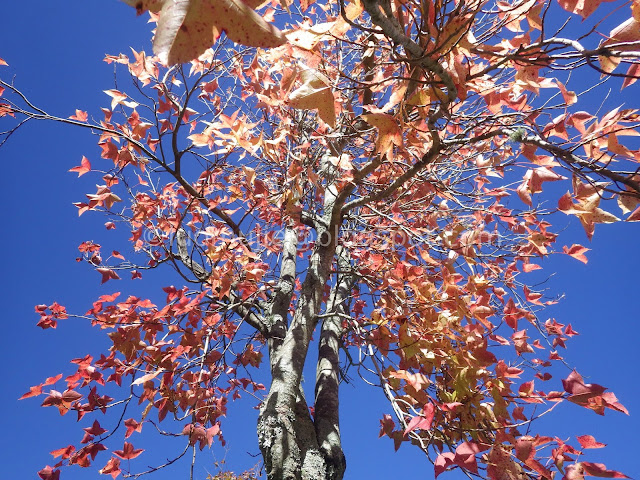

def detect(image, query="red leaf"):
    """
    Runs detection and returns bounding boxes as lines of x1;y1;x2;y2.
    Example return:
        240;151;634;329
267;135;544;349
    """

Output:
97;268;121;284
84;419;108;437
601;392;629;415
124;418;143;438
562;370;606;405
38;466;60;480
522;262;542;272
378;413;395;437
69;156;92;177
403;415;424;436
515;436;534;461
100;457;121;479
42;389;83;415
440;402;463;411
44;374;63;386
563;244;590;264
434;452;456;478
403;403;435;436
577;435;606;449
51;445;75;459
113;442;144;460
581;462;630;478
20;384;43;399
622;63;640;89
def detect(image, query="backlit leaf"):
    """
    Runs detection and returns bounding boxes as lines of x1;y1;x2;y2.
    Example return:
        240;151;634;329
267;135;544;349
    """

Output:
123;0;286;65
288;68;336;128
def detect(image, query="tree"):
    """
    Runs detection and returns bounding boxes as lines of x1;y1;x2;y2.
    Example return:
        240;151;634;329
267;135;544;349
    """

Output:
1;0;639;479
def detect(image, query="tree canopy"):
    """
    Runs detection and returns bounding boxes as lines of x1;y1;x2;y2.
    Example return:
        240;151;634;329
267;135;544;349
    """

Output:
1;0;639;479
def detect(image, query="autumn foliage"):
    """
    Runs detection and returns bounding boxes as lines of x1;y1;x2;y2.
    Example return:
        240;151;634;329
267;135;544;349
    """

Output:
2;0;640;479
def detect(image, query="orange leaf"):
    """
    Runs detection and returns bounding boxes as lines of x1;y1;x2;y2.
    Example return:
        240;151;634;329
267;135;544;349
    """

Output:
288;68;336;128
361;113;402;158
633;0;640;21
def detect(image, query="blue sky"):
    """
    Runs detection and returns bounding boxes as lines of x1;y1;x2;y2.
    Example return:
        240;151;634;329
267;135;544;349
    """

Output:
0;1;638;480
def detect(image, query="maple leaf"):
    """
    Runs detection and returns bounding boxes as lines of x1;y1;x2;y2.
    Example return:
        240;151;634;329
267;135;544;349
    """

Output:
20;384;44;399
84;419;108;437
403;403;435;436
563;244;590;264
69;156;91;177
41;389;83;415
113;442;144;460
99;457;121;479
557;0;608;18
517;167;565;205
618;192;640;215
562;370;609;410
104;89;138;109
124;418;143;438
378;414;395;438
69;109;89;122
37;466;60;480
581;462;630;478
285;21;339;50
96;268;121;284
288;68;337;128
600;18;640;75
558;190;620;239
577;435;607;449
434;452;456;478
515;436;534;461
361;113;403;159
487;444;523;480
50;444;75;459
122;0;286;65
42;373;62;386
132;368;164;385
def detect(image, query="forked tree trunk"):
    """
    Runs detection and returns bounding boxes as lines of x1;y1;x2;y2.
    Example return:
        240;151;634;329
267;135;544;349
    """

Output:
256;158;352;480
257;285;347;480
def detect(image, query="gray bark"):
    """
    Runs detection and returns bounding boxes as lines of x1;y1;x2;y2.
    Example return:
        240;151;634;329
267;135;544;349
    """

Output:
257;158;353;480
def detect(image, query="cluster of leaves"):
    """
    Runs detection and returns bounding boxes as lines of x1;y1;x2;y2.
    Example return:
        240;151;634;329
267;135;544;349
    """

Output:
2;0;640;479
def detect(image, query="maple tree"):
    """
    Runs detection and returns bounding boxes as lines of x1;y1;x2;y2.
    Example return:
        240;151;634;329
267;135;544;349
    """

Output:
1;0;640;479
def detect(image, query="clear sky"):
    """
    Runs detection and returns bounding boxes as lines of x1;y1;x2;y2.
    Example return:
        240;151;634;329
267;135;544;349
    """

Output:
0;1;638;480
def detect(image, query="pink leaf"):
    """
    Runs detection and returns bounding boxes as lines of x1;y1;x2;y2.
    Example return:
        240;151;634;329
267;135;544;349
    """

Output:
577;435;606;449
